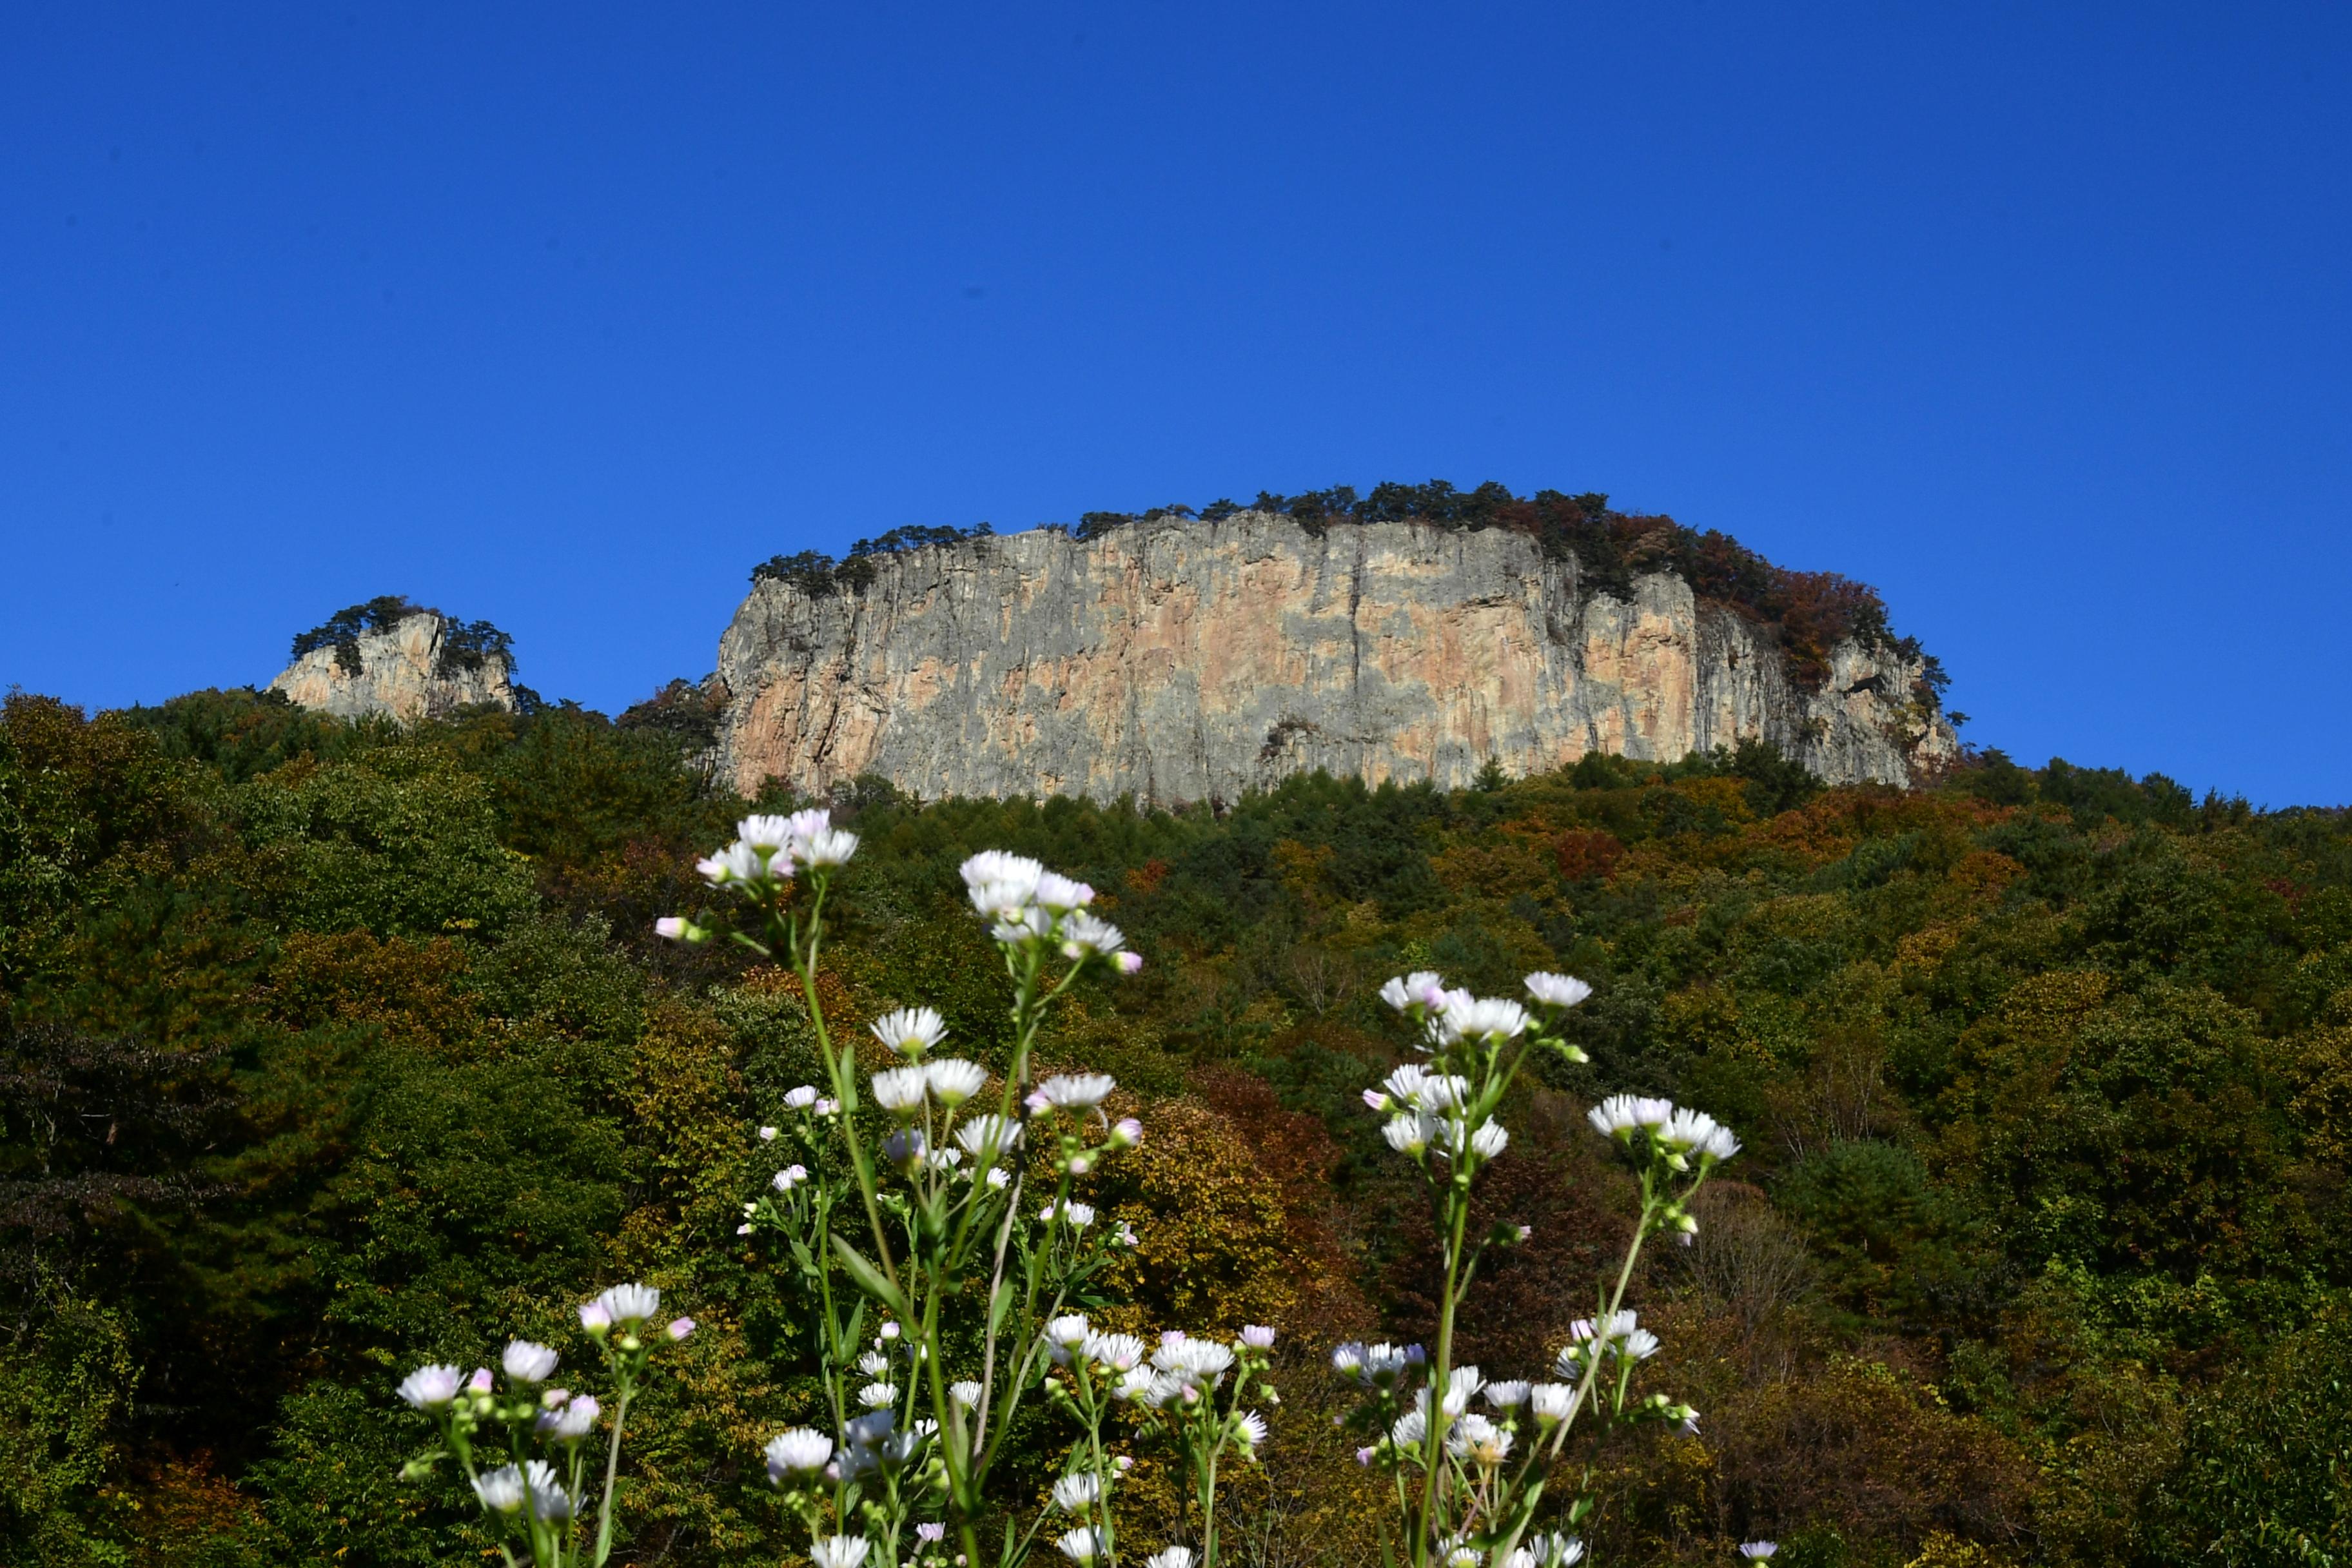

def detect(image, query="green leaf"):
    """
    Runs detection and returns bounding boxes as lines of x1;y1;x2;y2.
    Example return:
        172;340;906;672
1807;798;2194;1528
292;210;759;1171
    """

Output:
831;1235;908;1314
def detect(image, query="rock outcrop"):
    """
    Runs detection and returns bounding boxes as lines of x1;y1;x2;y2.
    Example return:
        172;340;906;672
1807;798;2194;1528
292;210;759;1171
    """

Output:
269;611;515;721
710;512;1957;803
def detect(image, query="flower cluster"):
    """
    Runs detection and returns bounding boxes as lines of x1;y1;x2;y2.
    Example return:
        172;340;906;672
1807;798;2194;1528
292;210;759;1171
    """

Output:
393;1282;691;1566
653;808;861;944
958;850;1142;972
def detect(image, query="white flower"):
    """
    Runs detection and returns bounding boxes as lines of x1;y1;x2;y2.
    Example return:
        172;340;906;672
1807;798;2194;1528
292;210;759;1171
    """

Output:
522;1458;574;1519
774;1164;808;1191
1039;1200;1095;1229
784;1084;820;1110
1054;1527;1108;1563
502;1341;558;1382
1586;1093;1641;1137
1239;1324;1275;1349
810;1535;871;1568
1529;1533;1585;1567
1382;1112;1436;1157
1086;1331;1148;1371
858;1350;890;1376
1115;951;1144;975
1703;1122;1742;1161
1659;1107;1722;1155
698;841;766;886
955;1114;1021;1157
1152;1335;1235;1379
1447;1412;1512;1465
1624;1328;1661;1359
1436;995;1529;1045
1235;1409;1268;1449
1524;972;1593;1008
1059;912;1126;959
1470;1119;1509;1159
1484;1379;1529;1408
963;852;1044;920
1634;1096;1676;1129
1052;1471;1102;1511
917;1523;948;1544
545;1393;601;1441
1739;1546;1778;1562
598;1283;662;1326
924;1058;988;1105
737;814;795;852
985;1168;1011;1190
1440;1365;1483;1416
871;1006;948;1057
1529;1382;1577;1422
397;1364;463;1409
1379;971;1446;1012
950;1380;983;1406
1037;1073;1116;1110
1044;1315;1092;1358
1389;1408;1427;1447
653;916;689;940
1035;872;1095;912
473;1464;527;1512
803;827;859;867
859;1382;897;1409
758;1124;779;1141
1110;1117;1142;1148
1145;1550;1196;1568
1330;1342;1366;1377
870;1066;930;1114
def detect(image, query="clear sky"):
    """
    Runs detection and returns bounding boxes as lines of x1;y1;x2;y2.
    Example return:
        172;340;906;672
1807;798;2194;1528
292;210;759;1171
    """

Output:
3;3;2346;804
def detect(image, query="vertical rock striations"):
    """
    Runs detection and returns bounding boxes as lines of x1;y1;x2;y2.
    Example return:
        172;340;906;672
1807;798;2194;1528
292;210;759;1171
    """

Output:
711;512;1957;803
269;611;516;721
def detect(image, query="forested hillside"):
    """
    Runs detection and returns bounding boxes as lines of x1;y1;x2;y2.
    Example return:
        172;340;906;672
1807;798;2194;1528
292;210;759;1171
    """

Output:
3;686;2347;1567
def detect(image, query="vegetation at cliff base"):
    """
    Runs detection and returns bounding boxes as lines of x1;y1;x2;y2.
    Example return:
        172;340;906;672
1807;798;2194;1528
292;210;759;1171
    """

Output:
3;683;2348;1567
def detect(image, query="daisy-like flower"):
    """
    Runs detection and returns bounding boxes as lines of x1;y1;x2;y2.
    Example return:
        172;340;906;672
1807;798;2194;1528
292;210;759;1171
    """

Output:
1624;1328;1661;1360
524;1464;573;1520
1529;1533;1585;1567
774;1164;808;1192
962;852;1045;921
546;1394;601;1442
1059;912;1127;959
1382;1112;1436;1157
1484;1380;1530;1408
1145;1550;1195;1568
737;814;795;852
1634;1096;1676;1130
1234;1409;1269;1449
598;1283;662;1326
858;1351;890;1377
1086;1331;1148;1371
1659;1107;1723;1156
917;1523;948;1544
467;1368;494;1394
1037;1073;1116;1110
503;1341;558;1383
667;1315;695;1341
1052;1472;1102;1511
1524;972;1593;1008
870;1066;930;1115
1378;971;1446;1012
784;1084;821;1109
1439;1364;1484;1416
698;841;766;887
802;827;859;867
871;1006;948;1057
955;1114;1021;1157
397;1364;463;1409
1110;1116;1142;1147
473;1464;528;1513
1330;1342;1367;1378
1153;1335;1235;1380
923;1058;988;1106
859;1382;897;1409
810;1536;872;1568
1447;1412;1512;1466
1702;1122;1742;1161
1587;1093;1642;1137
1035;872;1095;912
1389;1409;1427;1448
1529;1382;1577;1423
578;1301;612;1335
950;1380;983;1406
1239;1324;1275;1349
1039;1200;1095;1229
1055;1527;1108;1563
1043;1315;1092;1357
1436;995;1529;1045
1470;1119;1509;1159
1738;1546;1778;1562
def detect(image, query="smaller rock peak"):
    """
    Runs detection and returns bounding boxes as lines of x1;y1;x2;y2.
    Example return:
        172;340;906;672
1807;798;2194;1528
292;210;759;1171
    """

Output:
268;596;517;721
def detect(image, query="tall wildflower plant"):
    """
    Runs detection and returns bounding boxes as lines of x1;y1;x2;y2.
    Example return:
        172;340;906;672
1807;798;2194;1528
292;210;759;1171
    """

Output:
655;814;1278;1568
391;1284;696;1567
1333;972;1740;1568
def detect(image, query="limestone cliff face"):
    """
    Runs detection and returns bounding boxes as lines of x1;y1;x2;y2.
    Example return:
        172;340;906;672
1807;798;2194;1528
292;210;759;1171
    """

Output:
711;513;1957;803
268;612;515;721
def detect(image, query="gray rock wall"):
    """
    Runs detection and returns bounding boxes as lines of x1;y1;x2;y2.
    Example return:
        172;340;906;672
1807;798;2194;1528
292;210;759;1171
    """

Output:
269;612;514;721
709;512;1955;802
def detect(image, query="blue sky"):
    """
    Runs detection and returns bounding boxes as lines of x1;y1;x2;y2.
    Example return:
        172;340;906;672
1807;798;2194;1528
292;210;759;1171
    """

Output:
3;3;2346;803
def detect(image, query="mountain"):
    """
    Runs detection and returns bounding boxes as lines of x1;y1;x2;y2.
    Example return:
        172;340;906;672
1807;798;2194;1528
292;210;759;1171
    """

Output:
268;604;515;720
710;509;1958;803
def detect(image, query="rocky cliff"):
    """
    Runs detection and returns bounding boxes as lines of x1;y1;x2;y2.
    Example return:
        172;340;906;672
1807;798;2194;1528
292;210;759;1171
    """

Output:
269;611;515;721
710;512;1958;803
